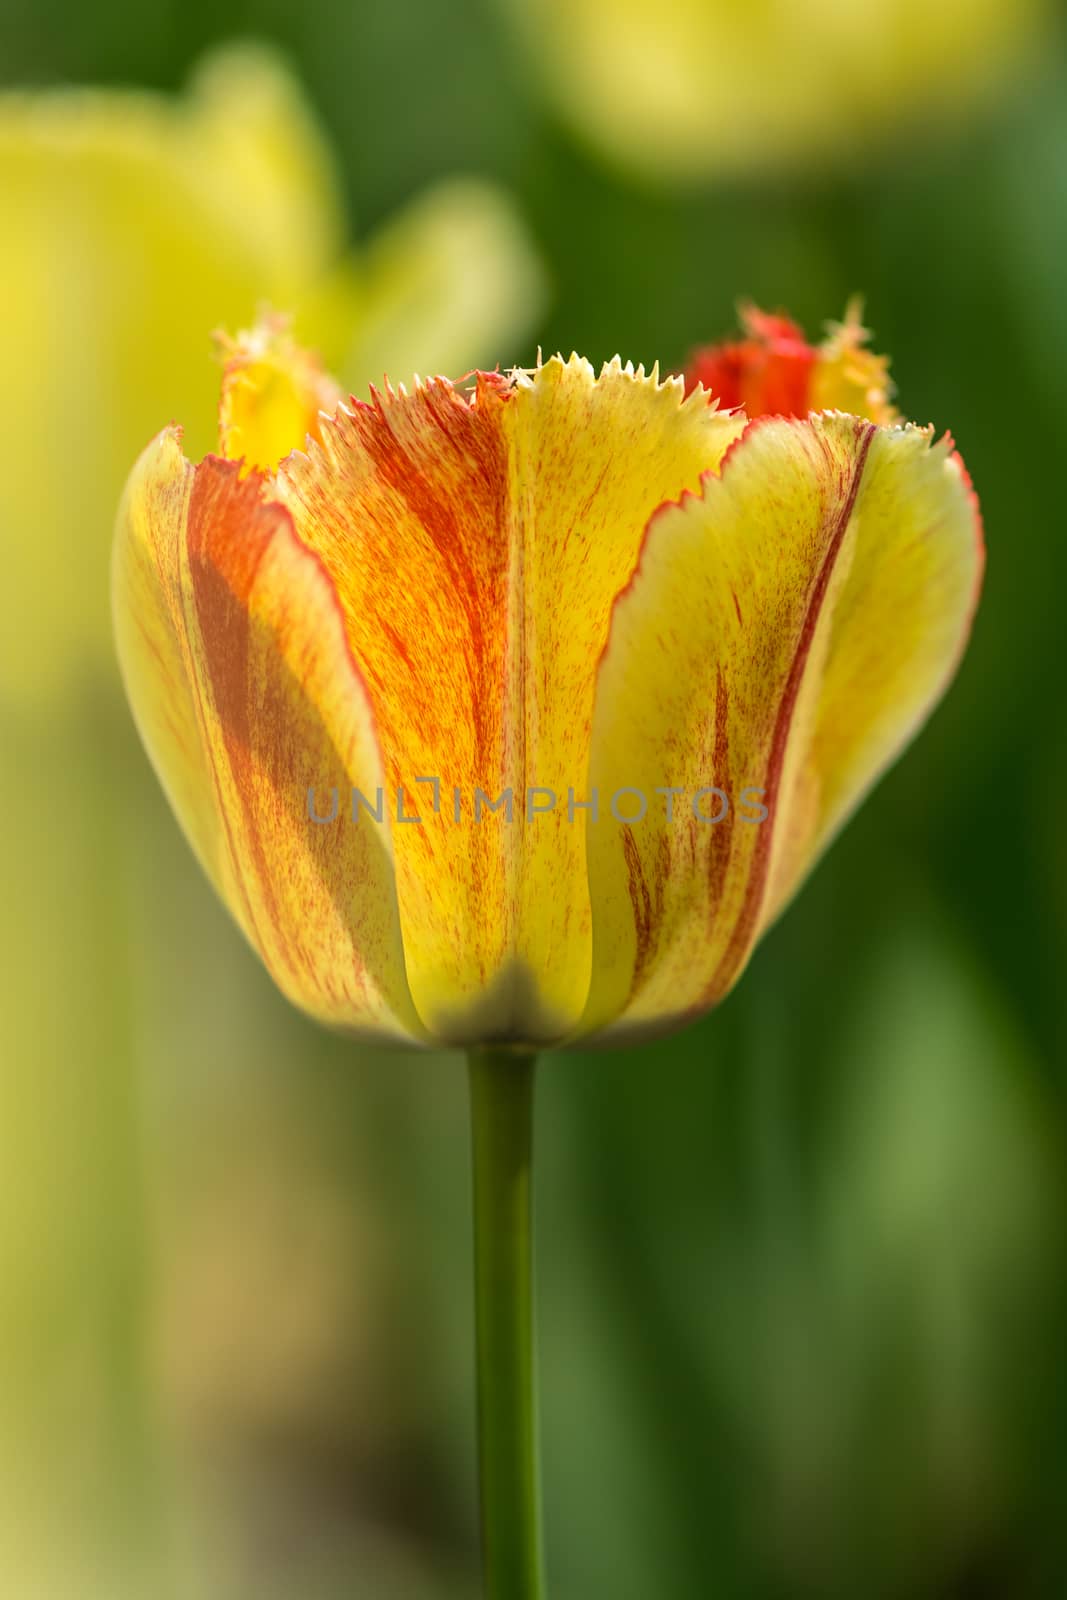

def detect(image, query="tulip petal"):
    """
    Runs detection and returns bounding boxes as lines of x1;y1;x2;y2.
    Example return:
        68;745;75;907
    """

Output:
580;413;981;1041
113;431;421;1041
112;429;218;874
761;427;984;924
217;316;342;474
276;358;743;1042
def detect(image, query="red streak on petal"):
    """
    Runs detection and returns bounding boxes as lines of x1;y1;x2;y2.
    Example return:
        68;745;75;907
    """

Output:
704;663;734;929
705;419;877;1004
318;380;513;784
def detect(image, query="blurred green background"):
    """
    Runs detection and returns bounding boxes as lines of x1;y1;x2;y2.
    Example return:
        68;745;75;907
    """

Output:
1;0;1066;1596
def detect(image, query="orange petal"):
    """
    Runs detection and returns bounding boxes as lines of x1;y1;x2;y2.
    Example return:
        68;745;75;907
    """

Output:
113;429;422;1041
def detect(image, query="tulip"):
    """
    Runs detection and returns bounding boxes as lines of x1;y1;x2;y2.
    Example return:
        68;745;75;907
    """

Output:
113;309;982;1597
114;309;980;1050
499;0;1050;183
0;42;541;707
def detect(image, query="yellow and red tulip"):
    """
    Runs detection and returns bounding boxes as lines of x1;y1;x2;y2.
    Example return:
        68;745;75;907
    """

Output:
113;310;982;1049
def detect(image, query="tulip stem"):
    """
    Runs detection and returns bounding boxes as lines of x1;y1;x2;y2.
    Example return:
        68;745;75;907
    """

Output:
467;1046;544;1600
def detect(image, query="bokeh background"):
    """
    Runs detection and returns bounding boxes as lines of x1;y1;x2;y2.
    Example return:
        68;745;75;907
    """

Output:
2;1;1066;1596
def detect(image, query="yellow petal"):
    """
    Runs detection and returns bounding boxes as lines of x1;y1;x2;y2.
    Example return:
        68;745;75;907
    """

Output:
111;428;220;880
275;358;742;1042
112;430;422;1042
761;425;983;925
217;314;342;473
580;413;981;1041
810;299;897;425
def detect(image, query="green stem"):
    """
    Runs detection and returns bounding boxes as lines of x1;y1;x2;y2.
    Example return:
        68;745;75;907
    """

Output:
467;1047;544;1600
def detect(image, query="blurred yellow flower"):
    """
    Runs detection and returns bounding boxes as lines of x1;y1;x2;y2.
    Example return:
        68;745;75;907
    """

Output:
0;42;541;706
501;0;1051;183
0;50;540;1584
114;315;981;1047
